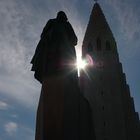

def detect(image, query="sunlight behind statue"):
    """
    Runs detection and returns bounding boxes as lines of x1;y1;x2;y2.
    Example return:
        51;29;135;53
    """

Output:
31;11;95;140
31;11;77;83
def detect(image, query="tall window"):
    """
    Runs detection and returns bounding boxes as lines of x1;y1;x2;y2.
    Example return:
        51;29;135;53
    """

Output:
106;41;111;51
96;37;101;51
87;42;93;53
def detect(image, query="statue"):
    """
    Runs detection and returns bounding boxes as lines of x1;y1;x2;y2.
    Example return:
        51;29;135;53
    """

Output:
31;11;77;83
31;11;95;140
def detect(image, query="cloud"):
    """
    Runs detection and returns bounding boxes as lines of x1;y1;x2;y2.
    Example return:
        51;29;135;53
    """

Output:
0;0;41;108
3;121;34;139
4;122;18;135
106;0;140;43
0;0;86;109
0;73;40;109
10;114;18;119
0;0;139;115
0;0;33;75
0;1;139;140
0;101;9;110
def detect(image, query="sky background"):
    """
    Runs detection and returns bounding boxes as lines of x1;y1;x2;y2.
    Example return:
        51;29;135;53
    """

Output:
0;0;140;139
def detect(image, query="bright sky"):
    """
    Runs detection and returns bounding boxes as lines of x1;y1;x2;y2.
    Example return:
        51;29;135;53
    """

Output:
0;0;140;139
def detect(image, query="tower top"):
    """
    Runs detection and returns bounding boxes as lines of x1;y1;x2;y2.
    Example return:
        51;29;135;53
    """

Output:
94;0;98;3
83;2;114;42
82;1;116;57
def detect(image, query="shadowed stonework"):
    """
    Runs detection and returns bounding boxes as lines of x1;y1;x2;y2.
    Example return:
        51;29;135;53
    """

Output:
81;2;140;140
31;2;140;140
31;11;95;140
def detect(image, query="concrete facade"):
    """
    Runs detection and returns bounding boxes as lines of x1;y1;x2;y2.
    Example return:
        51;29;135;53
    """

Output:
81;3;140;140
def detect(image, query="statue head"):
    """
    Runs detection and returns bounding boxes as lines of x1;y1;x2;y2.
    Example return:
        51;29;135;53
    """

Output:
56;11;68;22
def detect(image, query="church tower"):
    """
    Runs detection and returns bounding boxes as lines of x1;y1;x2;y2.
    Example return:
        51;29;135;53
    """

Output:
81;2;140;140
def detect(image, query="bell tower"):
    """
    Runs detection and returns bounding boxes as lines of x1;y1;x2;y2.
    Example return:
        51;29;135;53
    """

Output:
81;2;140;140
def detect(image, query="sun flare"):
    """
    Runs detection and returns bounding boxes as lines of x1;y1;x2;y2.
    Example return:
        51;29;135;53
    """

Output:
76;56;87;70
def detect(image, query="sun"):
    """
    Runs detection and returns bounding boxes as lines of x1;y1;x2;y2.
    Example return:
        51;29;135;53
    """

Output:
76;54;94;73
76;56;87;70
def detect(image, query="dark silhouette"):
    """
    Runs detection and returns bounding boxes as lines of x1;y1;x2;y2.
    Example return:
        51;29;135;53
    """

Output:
31;11;77;83
81;2;140;140
31;11;95;140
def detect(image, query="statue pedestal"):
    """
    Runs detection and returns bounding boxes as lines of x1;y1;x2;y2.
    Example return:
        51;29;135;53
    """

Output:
35;74;94;140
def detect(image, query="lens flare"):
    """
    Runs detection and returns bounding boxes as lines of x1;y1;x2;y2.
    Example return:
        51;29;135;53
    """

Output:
85;54;93;66
77;58;87;70
76;54;94;70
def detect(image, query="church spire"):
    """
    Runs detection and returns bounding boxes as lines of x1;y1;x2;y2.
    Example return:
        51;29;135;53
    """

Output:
82;2;116;57
94;0;98;3
81;2;140;140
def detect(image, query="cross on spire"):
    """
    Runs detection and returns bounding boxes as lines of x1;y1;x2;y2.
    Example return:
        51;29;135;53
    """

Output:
94;0;98;3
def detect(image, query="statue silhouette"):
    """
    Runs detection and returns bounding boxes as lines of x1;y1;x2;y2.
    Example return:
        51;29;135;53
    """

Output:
31;11;95;140
31;11;77;83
